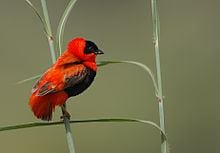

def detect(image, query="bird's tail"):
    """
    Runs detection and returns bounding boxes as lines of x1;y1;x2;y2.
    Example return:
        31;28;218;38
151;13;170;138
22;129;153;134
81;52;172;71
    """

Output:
29;95;54;121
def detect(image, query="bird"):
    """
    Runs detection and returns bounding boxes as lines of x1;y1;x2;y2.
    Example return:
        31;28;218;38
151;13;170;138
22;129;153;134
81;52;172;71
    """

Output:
29;37;104;121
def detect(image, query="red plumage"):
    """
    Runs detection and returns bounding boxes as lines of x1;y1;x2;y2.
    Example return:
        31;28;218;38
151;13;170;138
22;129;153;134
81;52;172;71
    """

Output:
29;38;103;121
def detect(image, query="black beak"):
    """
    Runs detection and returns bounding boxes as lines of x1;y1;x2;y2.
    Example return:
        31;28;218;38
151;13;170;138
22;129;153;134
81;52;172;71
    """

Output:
95;49;104;55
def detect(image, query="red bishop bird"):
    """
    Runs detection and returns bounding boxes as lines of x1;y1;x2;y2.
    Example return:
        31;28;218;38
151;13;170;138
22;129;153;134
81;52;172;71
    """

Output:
29;37;103;121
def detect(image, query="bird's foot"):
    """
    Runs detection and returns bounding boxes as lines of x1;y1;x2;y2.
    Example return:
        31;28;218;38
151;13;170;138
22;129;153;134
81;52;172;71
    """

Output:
60;105;71;120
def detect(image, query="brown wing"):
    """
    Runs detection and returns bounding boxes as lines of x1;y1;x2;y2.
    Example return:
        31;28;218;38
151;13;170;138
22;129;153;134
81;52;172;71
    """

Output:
64;68;88;89
37;82;57;96
34;64;88;96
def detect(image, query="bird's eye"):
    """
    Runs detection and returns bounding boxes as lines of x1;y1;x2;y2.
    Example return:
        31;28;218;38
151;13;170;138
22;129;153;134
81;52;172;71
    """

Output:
88;46;93;51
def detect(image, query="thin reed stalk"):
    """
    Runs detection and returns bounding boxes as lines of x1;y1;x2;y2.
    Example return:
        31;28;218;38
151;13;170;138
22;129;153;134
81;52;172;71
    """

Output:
40;0;56;62
150;0;167;153
40;1;76;153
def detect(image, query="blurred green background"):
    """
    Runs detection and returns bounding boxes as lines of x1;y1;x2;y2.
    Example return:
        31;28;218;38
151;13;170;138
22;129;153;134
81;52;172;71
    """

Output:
0;0;219;153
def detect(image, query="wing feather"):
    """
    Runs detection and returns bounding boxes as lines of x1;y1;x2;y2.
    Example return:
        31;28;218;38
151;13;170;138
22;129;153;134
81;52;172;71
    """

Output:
64;68;88;88
33;63;88;96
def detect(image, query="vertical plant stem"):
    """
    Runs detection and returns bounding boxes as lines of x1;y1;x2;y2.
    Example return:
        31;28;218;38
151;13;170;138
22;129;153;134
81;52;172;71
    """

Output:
56;0;77;56
41;0;56;62
150;0;167;153
40;1;76;153
62;104;76;153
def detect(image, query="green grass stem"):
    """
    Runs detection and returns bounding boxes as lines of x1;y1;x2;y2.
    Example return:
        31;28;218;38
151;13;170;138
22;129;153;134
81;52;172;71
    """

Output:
40;1;76;153
150;0;167;153
40;0;57;63
56;0;78;56
25;0;49;36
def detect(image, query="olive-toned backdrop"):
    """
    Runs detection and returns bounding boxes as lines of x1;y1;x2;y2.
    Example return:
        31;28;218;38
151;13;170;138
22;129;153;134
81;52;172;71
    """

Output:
0;0;219;153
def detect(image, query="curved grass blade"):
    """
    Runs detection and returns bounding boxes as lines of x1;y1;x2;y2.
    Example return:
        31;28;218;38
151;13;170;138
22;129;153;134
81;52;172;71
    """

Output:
16;74;41;85
56;0;78;56
0;118;166;139
98;60;159;94
25;0;49;36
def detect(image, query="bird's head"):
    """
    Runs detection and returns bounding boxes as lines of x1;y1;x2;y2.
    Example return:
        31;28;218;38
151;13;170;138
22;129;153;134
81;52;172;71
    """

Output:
67;37;103;61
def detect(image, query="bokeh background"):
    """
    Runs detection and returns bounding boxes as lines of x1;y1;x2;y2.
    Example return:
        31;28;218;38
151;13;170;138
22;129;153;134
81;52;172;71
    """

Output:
0;0;219;153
